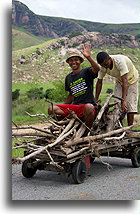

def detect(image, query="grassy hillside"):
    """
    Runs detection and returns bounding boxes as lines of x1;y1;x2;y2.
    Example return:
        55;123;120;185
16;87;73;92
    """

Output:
76;20;140;36
12;26;50;50
12;40;140;84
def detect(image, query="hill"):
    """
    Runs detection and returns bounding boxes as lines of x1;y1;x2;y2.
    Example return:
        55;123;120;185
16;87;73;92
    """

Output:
12;0;140;39
12;26;50;50
12;33;140;84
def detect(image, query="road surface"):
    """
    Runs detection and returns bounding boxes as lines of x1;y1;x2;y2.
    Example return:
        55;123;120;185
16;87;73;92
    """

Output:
12;157;140;200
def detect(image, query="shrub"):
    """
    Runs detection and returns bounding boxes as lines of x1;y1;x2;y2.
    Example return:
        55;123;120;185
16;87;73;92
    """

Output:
26;87;44;100
12;89;20;101
44;89;55;99
68;31;83;39
49;81;68;102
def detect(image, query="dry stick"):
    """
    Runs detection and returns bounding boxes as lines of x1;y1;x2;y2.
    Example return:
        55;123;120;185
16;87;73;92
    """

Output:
104;122;126;141
64;123;139;147
125;130;140;138
45;149;64;170
22;137;47;144
12;132;54;138
25;111;61;128
58;118;76;137
12;125;54;135
12;120;18;127
67;146;89;159
103;121;124;141
94;93;113;122
67;109;91;131
56;119;70;125
75;124;86;138
13;141;43;150
15;120;79;162
46;100;58;121
12;145;28;149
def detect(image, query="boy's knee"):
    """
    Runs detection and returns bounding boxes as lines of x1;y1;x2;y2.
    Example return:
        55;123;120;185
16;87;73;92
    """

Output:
48;105;57;115
48;106;52;115
84;103;95;115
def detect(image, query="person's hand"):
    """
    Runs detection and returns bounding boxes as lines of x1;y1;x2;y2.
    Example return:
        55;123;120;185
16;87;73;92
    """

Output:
81;43;91;58
121;100;128;112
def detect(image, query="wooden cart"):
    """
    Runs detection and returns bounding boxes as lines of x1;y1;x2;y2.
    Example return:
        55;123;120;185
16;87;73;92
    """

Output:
12;94;140;184
21;135;140;184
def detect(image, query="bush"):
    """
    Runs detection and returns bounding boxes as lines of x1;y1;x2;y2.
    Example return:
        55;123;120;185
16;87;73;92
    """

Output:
49;81;68;102
12;89;20;101
68;31;83;39
44;89;55;100
26;87;44;100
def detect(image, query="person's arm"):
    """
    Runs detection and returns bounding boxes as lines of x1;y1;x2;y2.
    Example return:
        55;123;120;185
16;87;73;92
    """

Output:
65;93;74;104
121;73;128;112
81;43;100;74
95;79;103;101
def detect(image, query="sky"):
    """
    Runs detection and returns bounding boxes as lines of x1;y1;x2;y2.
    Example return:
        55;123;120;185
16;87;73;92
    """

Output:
18;0;139;24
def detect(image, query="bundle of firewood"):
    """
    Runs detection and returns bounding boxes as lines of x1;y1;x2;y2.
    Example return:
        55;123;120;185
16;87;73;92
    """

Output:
12;94;138;168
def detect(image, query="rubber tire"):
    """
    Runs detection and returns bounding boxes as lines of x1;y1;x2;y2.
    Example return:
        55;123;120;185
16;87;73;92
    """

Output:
72;160;87;184
131;147;140;168
22;159;37;178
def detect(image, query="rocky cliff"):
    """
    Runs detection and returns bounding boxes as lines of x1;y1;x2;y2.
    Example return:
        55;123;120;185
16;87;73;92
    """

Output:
12;0;58;38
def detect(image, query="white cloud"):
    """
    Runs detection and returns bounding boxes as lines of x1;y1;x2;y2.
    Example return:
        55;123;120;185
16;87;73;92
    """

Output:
19;0;139;23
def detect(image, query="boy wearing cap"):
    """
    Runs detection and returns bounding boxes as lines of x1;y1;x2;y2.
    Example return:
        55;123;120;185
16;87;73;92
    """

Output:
48;44;100;129
95;52;139;125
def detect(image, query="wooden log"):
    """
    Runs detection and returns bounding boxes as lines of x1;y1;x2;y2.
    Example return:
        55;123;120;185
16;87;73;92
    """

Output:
93;94;113;124
75;124;86;138
67;146;89;159
12;131;55;138
12;125;52;134
64;123;139;148
125;130;140;139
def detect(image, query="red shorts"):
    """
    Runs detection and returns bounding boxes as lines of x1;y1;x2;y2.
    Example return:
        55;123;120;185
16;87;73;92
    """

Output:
56;104;96;119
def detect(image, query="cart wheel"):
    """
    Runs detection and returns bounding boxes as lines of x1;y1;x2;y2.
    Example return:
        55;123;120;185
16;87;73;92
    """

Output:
131;147;140;168
22;159;37;178
72;160;87;184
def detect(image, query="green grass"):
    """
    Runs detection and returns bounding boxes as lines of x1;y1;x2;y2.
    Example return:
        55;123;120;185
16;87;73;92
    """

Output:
12;99;50;125
12;82;55;93
12;147;25;159
12;137;28;159
12;38;58;62
12;28;50;51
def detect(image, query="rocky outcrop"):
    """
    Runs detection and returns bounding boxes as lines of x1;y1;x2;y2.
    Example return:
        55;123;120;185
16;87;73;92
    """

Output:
48;32;139;50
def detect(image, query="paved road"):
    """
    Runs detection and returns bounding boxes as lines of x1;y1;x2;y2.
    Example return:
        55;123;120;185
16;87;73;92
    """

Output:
12;157;139;200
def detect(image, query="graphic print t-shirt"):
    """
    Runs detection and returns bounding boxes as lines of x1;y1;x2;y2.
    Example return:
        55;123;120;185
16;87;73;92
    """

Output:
65;67;98;105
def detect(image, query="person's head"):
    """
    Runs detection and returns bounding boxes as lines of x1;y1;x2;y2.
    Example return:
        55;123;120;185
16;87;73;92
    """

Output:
66;49;84;70
96;52;112;69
